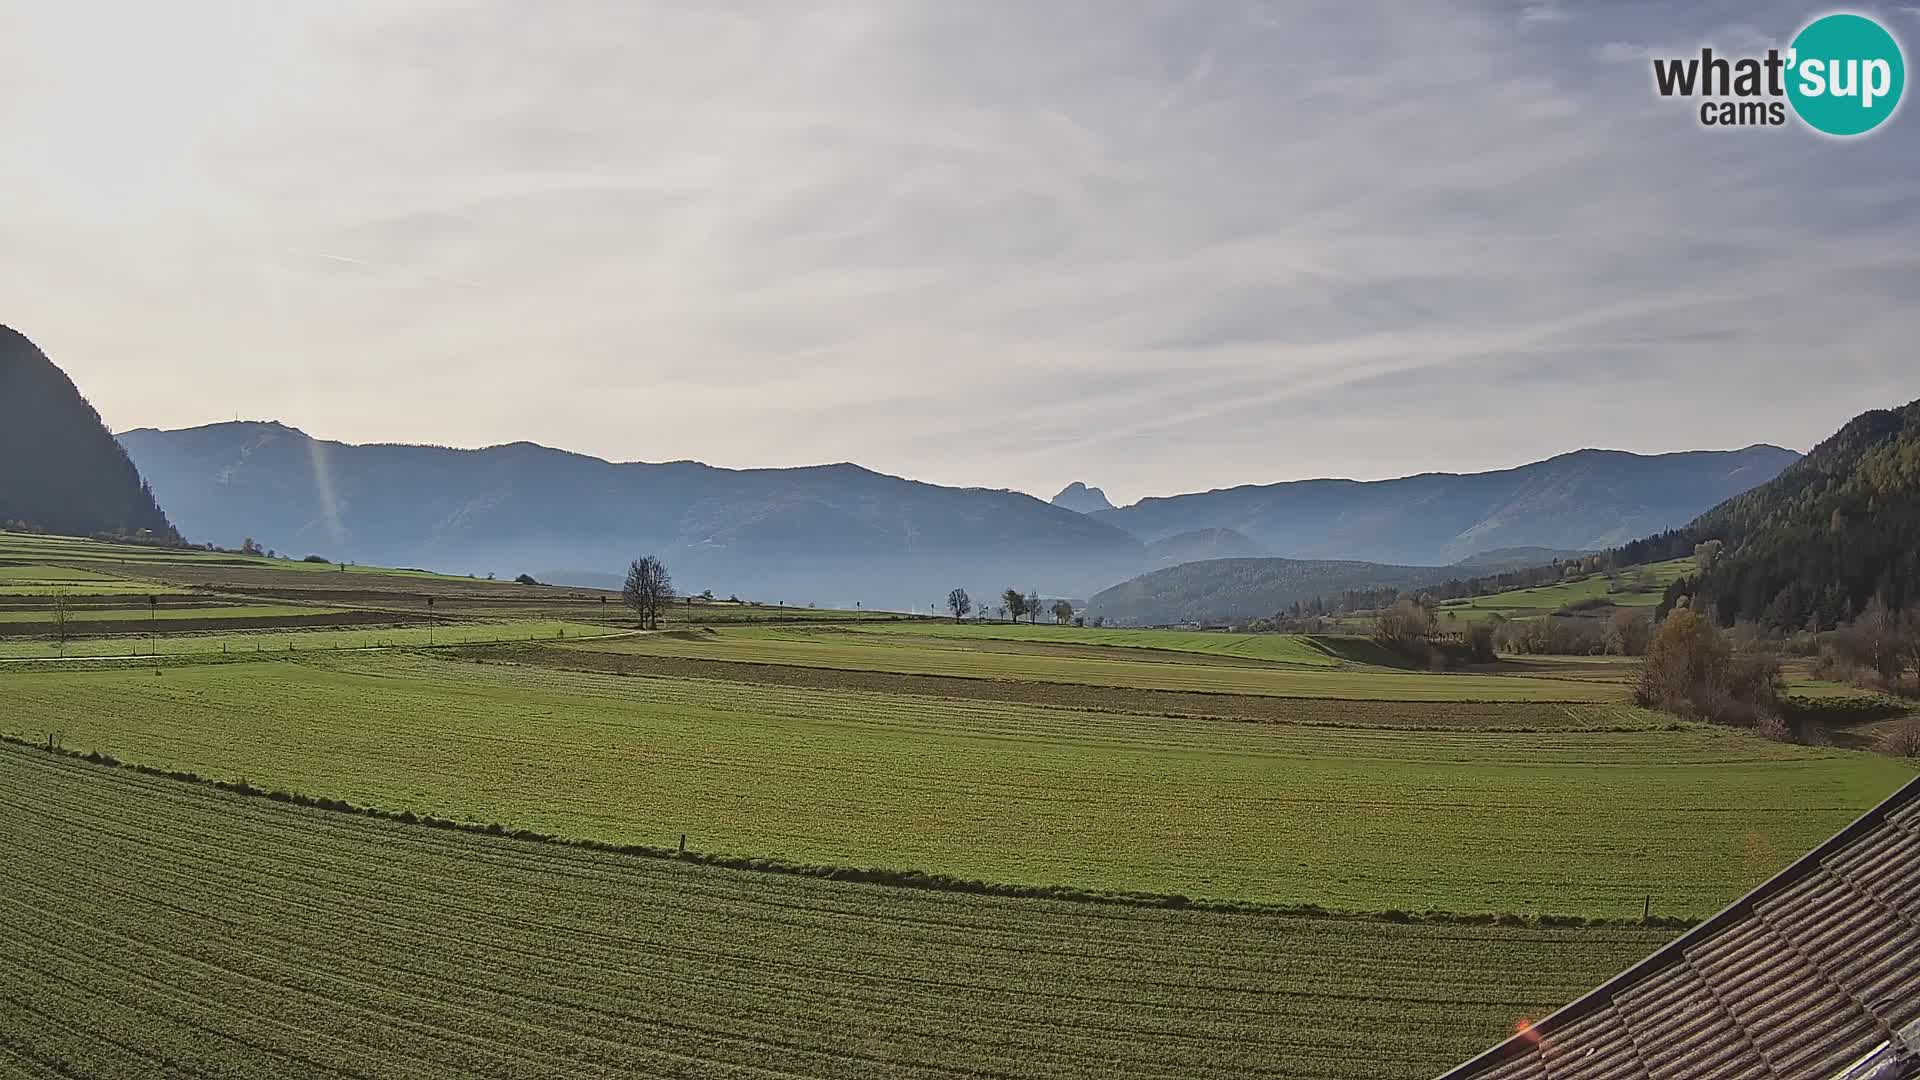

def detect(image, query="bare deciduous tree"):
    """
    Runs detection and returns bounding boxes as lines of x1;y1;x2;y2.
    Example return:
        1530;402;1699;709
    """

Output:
623;556;674;630
50;588;71;658
1025;590;1041;625
946;587;971;622
1372;596;1433;646
1002;589;1027;623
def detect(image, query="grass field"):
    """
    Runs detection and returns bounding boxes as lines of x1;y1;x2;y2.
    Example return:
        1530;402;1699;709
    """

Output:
848;621;1352;665
2;529;1910;1074
0;743;1675;1080
0;621;616;659
0;530;477;581
0;565;189;596
574;627;1627;702
0;603;343;624
1435;558;1695;622
5;651;1908;917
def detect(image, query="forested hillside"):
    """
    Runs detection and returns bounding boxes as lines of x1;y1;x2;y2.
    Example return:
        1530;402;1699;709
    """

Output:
1086;557;1453;625
0;326;176;541
1626;398;1920;628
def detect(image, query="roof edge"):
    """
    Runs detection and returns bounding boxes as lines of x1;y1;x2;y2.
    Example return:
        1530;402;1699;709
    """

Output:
1432;771;1920;1080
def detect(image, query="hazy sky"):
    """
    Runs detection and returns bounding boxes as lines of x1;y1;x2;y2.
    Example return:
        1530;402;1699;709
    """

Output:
4;1;1917;504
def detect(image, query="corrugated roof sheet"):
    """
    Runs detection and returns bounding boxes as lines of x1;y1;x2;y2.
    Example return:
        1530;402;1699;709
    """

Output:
1437;775;1920;1080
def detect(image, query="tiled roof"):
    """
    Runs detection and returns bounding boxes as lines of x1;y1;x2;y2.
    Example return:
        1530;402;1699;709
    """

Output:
1437;775;1920;1080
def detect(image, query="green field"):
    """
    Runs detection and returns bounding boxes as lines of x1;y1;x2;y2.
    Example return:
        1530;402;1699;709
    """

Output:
0;743;1673;1080
0;620;616;659
575;627;1625;702
5;651;1907;916
0;530;478;581
0;603;343;624
0;564;188;596
2;531;1910;1076
1435;558;1694;622
850;620;1351;664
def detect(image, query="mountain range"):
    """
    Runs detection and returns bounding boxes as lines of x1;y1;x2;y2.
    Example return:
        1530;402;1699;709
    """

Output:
116;422;1148;608
117;420;1798;609
1087;445;1800;566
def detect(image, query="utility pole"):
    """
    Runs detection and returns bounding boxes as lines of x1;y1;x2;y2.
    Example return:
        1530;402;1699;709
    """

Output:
147;594;157;656
426;596;435;646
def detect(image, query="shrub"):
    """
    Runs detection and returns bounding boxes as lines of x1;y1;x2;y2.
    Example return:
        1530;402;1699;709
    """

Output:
1752;711;1793;743
1880;720;1920;758
302;554;330;564
513;573;540;586
1634;609;1783;727
1495;617;1605;655
1601;610;1652;656
1824;600;1919;694
1372;597;1433;646
1462;623;1496;663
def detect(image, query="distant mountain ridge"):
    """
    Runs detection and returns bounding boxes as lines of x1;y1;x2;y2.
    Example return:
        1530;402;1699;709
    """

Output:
117;422;1145;608
0;326;176;540
1142;528;1265;566
1095;446;1799;566
119;420;1799;609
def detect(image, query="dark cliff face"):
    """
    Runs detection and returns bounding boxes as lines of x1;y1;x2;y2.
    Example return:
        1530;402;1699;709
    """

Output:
0;326;176;540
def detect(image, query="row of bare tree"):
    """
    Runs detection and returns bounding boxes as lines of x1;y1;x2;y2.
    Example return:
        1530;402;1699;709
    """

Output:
944;587;1075;625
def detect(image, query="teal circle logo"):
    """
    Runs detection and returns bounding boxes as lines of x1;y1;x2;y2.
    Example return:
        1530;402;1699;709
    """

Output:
1787;13;1906;136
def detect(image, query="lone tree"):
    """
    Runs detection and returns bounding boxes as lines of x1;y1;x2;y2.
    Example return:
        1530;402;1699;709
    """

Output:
1025;590;1041;625
1002;588;1027;623
946;587;971;622
1052;599;1073;625
623;556;674;630
50;588;71;658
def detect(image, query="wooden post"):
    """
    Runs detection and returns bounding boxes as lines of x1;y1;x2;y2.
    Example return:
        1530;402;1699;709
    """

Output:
1644;895;1651;921
678;833;686;854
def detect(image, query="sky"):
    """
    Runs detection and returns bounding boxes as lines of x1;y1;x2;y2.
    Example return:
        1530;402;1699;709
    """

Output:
4;0;1918;505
